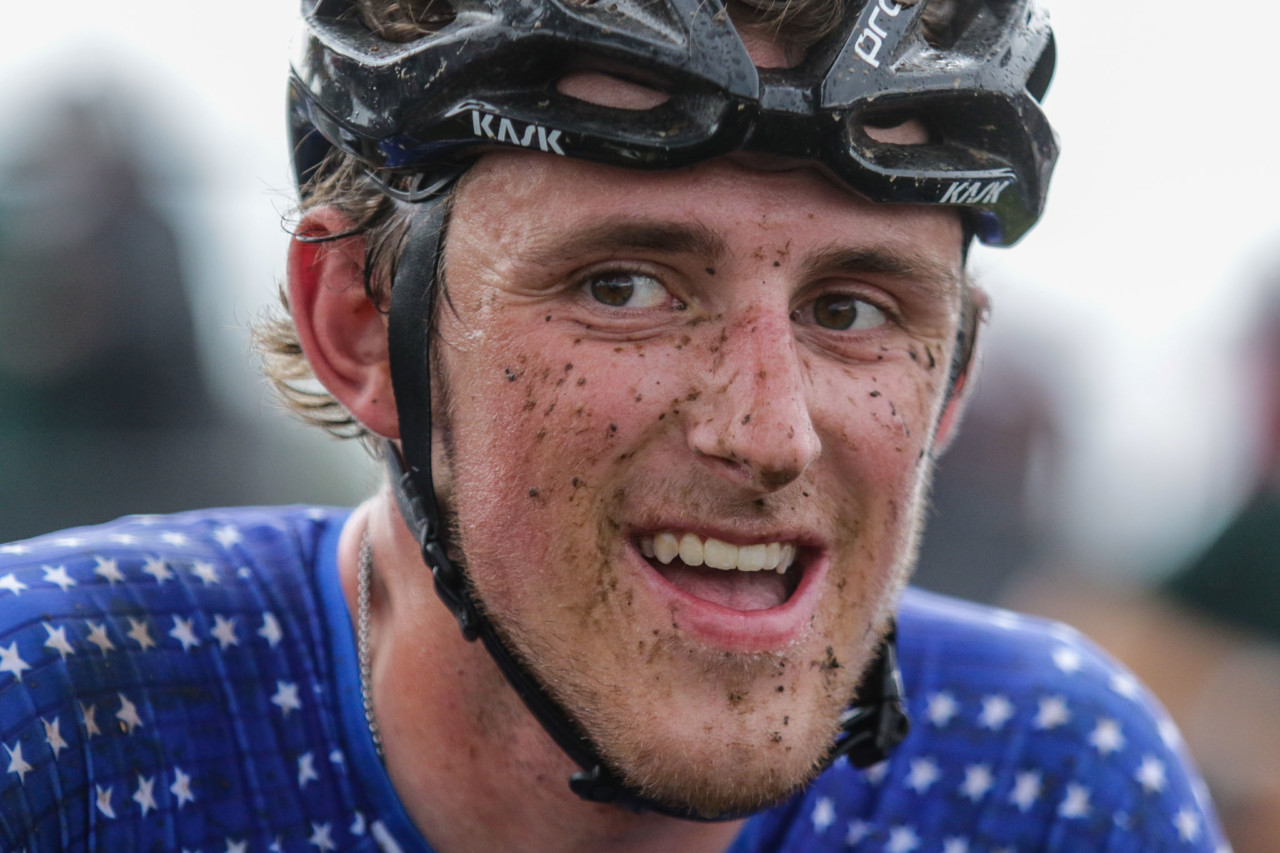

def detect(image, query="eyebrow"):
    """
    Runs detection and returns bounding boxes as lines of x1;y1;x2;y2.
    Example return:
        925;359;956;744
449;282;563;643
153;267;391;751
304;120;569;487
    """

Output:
801;245;962;298
535;219;728;265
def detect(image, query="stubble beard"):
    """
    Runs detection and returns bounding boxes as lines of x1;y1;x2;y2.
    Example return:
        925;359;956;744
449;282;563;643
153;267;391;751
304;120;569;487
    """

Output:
468;529;906;819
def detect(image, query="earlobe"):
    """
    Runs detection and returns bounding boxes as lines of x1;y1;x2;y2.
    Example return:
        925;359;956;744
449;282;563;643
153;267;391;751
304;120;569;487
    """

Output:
288;206;400;439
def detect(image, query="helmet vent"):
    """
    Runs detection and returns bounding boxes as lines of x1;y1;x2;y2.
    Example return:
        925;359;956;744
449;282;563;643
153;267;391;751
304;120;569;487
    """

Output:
555;70;672;110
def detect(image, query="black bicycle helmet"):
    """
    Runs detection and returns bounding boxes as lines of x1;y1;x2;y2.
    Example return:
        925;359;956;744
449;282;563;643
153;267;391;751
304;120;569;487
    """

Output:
291;0;1057;244
287;0;1058;820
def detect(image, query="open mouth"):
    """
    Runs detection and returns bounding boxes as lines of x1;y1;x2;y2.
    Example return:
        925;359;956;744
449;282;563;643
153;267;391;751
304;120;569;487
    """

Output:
636;531;805;612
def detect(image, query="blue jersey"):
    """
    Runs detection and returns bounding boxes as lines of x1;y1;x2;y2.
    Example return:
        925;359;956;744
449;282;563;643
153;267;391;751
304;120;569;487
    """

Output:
0;507;1228;852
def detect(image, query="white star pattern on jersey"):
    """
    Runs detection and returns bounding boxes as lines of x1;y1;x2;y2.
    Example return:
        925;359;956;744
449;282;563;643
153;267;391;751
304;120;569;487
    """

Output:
1034;695;1070;730
309;821;338;851
5;742;33;783
127;617;157;650
170;766;196;807
886;825;920;853
1090;718;1125;755
272;681;302;716
86;621;116;654
1;642;32;681
80;702;101;738
259;612;284;647
142;556;174;584
960;764;994;801
298;752;320;788
214;526;243;548
211;615;240;649
978;695;1014;730
94;557;126;584
925;691;959;727
1059;783;1091;818
41;565;76;591
96;785;116;818
1009;771;1042;812
1175;807;1201;842
43;623;75;659
811;796;835;833
42;717;68;759
905;757;941;793
1051;646;1082;674
1158;718;1183;750
0;573;29;595
192;561;221;585
170;616;201;651
1136;755;1168;794
1110;672;1141;700
116;693;144;734
134;775;158;817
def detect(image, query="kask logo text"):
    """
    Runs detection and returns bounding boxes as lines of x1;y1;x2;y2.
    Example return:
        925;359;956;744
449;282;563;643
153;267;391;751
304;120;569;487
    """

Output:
939;179;1013;205
448;103;566;155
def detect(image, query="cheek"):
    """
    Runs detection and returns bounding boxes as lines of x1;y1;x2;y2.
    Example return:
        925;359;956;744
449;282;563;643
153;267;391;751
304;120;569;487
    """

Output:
437;330;671;569
813;350;947;480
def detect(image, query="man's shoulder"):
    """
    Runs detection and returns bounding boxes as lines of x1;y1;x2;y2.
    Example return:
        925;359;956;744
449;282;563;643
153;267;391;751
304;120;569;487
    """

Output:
0;504;347;671
736;590;1227;851
0;505;345;579
0;506;360;852
894;587;1165;722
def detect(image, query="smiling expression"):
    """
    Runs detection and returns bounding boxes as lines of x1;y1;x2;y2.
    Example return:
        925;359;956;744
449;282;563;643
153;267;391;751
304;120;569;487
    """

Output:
430;150;965;815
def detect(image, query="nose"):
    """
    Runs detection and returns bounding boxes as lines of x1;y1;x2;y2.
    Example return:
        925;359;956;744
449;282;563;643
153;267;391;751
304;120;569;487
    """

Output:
684;310;822;492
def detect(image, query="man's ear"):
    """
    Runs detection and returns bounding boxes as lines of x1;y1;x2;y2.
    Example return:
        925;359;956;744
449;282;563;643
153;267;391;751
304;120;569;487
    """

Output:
934;361;973;455
933;286;988;454
288;206;400;439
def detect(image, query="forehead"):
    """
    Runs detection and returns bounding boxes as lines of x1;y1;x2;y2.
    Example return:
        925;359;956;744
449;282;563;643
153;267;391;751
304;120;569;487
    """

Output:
450;150;965;275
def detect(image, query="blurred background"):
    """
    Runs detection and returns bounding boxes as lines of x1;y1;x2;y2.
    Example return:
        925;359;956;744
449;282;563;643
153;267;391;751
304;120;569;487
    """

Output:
1;1;1278;848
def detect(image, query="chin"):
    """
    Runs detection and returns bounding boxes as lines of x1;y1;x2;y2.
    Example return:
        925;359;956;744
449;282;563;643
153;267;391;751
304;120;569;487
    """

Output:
565;640;871;820
602;707;845;819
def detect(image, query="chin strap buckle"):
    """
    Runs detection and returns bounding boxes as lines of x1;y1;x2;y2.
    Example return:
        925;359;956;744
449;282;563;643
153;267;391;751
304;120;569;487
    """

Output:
830;627;910;768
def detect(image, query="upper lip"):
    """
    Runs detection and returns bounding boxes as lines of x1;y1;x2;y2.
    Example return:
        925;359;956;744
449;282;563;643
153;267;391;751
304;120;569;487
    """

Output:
627;520;825;552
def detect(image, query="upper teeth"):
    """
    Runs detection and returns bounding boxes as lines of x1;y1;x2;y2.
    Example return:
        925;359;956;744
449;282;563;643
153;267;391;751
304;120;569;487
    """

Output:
639;532;797;574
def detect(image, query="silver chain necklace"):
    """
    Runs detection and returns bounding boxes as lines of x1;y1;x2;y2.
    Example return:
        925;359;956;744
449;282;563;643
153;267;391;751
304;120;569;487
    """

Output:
358;528;384;758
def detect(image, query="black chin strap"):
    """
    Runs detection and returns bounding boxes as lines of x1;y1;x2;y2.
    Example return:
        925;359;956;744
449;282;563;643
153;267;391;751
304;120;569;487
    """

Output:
383;199;909;821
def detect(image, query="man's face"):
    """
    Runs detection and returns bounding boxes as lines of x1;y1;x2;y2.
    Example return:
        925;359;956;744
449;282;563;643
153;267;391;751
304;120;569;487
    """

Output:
432;150;964;815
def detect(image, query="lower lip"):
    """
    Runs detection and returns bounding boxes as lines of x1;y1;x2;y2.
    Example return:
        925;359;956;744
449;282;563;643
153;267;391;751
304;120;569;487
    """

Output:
631;544;827;652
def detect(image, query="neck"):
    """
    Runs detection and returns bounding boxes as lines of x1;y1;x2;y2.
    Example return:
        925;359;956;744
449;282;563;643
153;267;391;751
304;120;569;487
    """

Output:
338;490;744;853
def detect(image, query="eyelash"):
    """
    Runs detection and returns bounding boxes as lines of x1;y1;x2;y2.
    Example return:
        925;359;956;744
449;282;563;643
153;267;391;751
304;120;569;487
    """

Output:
791;292;893;332
577;267;684;312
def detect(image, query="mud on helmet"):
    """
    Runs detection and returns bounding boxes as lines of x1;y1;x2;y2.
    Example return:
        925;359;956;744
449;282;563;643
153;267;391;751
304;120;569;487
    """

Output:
287;0;1058;820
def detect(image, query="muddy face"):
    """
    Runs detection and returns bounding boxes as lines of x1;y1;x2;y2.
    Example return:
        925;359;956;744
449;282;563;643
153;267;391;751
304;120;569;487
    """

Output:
431;150;964;816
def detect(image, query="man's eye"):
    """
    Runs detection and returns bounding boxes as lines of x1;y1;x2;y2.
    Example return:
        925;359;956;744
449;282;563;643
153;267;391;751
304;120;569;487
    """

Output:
584;271;670;309
801;293;888;331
